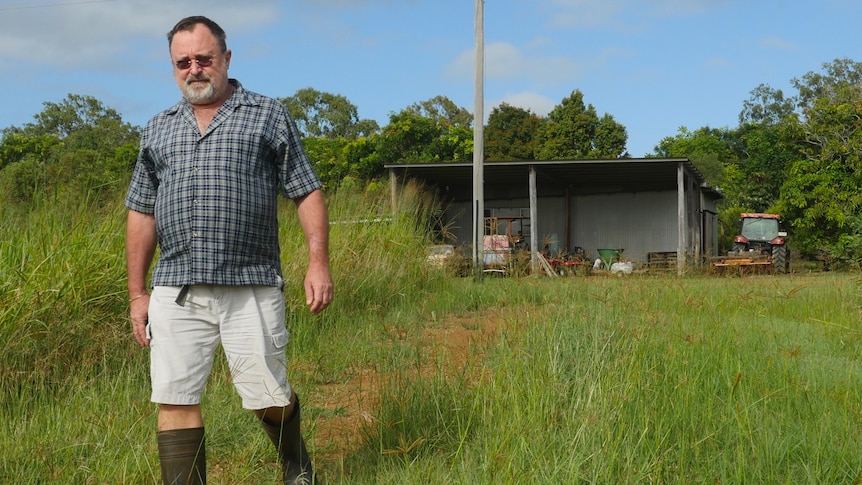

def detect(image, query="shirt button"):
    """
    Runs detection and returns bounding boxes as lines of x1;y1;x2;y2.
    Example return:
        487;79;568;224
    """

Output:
192;232;198;238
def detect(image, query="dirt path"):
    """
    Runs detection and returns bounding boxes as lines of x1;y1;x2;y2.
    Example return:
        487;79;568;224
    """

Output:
310;308;505;464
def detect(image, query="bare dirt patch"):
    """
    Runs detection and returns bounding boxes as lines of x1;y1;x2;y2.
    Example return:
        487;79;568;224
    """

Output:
311;308;506;464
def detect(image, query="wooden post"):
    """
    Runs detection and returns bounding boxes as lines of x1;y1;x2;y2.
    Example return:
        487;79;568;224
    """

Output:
530;165;538;275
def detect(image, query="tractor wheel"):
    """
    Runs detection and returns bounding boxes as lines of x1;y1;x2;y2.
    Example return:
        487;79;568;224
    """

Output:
772;245;788;274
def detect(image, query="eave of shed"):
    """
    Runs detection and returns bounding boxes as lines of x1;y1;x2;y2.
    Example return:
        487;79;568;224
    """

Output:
385;158;711;199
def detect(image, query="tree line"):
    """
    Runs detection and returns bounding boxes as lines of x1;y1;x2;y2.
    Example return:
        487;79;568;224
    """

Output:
2;58;862;267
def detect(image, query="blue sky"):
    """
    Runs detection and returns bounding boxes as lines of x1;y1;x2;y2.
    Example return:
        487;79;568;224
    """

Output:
0;0;860;156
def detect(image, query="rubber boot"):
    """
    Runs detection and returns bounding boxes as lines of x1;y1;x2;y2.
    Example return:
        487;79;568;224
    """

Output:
261;397;314;484
157;427;206;485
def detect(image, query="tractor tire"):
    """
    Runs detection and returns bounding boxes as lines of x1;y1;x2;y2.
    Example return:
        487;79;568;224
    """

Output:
772;245;788;274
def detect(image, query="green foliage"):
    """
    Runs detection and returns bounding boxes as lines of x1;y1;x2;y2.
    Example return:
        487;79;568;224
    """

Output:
775;62;862;259
732;122;802;211
344;136;384;179
30;93;127;139
649;58;862;260
739;83;796;126
406;95;473;128
303;136;350;188
0;131;59;171
279;87;379;139
484;103;542;161
376;109;473;163
0;94;139;210
654;126;734;188
828;215;862;269
536;90;627;159
0;156;45;205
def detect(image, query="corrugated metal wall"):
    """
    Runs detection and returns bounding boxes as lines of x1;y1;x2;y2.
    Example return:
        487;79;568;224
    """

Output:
442;186;715;266
568;191;677;263
445;191;678;263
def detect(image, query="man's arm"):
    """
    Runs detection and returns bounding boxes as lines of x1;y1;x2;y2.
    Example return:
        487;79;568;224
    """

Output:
126;209;157;347
294;189;333;314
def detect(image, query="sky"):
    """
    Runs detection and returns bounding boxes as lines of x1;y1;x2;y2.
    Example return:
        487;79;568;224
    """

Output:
0;0;860;157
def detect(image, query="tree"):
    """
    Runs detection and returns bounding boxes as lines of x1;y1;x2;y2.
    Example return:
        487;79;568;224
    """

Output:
777;81;862;258
376;110;444;163
302;136;349;188
375;107;473;164
406;95;473;128
484;103;542;161
0;130;59;171
29;93;126;139
766;58;862;262
739;84;796;126
792;57;862;111
535;90;627;159
653;126;734;189
279;87;379;139
0;94;139;208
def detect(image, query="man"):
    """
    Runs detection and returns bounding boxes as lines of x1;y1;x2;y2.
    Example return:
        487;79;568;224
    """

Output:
125;16;333;485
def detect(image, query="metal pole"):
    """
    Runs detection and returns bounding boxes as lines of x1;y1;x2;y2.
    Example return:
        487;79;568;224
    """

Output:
472;0;485;277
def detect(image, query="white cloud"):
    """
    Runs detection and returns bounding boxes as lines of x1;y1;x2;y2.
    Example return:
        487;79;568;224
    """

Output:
650;0;736;16
703;57;731;69
0;0;278;67
446;41;583;85
492;91;558;117
760;36;797;51
546;0;626;28
546;0;737;30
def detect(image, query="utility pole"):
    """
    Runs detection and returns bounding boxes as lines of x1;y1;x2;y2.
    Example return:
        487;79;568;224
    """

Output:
472;0;485;278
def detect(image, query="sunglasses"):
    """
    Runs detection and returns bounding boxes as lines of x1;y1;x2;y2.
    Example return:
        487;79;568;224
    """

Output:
174;56;214;70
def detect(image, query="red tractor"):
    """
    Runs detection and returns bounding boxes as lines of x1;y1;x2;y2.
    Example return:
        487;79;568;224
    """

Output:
718;213;789;273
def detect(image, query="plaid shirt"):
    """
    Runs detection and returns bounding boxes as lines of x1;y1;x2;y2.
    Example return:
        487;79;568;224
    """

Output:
125;80;322;287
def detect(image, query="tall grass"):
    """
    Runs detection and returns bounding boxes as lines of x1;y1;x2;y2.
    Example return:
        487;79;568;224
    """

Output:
0;195;131;404
2;184;861;483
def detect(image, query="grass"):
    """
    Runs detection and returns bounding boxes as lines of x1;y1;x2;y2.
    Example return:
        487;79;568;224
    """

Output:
2;185;862;483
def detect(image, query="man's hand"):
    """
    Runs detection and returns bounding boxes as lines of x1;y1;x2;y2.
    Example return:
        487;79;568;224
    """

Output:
304;266;333;314
295;189;333;314
130;295;151;347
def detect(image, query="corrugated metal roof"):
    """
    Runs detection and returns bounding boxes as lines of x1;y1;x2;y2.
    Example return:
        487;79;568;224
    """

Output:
386;158;716;198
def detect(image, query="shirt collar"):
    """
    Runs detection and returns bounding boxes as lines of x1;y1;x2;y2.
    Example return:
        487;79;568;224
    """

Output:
167;79;256;115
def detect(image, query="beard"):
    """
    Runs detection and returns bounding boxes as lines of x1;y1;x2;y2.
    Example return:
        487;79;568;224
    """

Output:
182;74;220;104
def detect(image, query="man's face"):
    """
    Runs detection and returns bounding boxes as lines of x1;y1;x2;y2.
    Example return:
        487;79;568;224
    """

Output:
170;24;231;105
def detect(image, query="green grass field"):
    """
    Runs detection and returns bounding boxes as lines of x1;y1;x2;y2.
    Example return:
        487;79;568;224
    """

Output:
2;188;861;484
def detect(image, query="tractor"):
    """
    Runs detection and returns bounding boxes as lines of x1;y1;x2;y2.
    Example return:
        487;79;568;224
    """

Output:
713;213;790;274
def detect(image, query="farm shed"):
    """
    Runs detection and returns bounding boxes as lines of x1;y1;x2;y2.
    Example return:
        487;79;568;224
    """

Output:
386;158;723;274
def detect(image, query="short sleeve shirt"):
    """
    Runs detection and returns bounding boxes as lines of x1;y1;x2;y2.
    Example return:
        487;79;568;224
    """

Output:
124;79;322;287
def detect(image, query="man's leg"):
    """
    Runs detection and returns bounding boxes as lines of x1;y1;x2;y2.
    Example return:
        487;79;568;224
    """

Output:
157;404;206;485
160;404;204;430
256;392;314;484
148;285;219;485
218;284;312;483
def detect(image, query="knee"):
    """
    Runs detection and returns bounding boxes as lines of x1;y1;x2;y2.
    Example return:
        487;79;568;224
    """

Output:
158;404;203;430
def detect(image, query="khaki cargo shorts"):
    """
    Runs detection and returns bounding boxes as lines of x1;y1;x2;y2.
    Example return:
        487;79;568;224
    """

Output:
147;282;292;410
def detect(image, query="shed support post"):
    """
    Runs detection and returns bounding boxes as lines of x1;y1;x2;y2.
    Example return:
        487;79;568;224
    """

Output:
530;165;539;275
389;169;398;212
677;163;687;275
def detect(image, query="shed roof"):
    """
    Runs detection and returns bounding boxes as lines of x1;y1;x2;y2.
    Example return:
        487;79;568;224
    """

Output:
386;158;719;198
